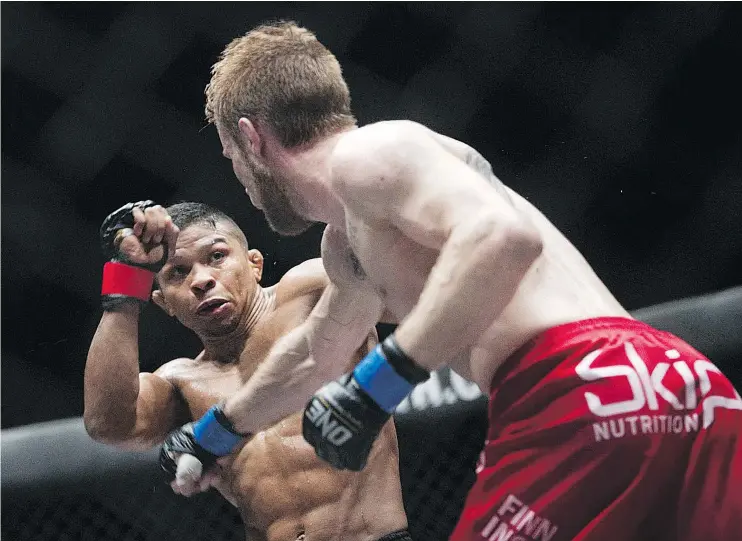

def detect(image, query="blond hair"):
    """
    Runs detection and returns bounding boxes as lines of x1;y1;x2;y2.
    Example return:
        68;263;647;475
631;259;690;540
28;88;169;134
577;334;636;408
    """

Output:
205;21;356;147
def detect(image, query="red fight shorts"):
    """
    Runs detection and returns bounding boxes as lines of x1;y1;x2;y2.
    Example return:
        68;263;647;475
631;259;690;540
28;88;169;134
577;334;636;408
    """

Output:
450;317;742;541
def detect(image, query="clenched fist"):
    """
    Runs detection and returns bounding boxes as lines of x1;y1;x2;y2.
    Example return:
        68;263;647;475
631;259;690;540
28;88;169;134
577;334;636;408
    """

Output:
99;201;179;310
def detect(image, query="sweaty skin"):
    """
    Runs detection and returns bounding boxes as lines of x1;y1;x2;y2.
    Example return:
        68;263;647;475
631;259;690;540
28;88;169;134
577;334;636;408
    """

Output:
84;223;407;541
216;120;632;434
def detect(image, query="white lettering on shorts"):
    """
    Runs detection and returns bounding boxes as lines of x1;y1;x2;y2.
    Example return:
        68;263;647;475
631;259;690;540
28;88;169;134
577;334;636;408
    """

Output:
479;494;559;541
576;344;742;442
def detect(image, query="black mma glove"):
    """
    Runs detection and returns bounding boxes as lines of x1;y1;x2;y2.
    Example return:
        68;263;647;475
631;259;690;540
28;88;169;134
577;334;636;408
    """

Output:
99;200;167;311
302;335;429;471
303;374;391;471
160;405;245;483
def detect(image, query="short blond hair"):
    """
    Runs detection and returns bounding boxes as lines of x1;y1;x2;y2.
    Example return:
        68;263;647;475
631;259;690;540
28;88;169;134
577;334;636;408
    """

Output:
205;21;356;147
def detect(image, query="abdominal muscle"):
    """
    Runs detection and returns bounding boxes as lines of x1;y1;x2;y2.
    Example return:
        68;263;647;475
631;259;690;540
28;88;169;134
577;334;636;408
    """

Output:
219;413;407;541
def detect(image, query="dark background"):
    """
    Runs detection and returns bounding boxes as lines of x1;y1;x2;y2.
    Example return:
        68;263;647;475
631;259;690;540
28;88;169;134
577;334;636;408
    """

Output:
2;2;741;429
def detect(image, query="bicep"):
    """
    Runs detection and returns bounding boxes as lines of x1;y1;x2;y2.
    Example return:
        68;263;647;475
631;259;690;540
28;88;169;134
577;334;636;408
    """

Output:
309;226;386;359
122;372;185;449
306;281;385;365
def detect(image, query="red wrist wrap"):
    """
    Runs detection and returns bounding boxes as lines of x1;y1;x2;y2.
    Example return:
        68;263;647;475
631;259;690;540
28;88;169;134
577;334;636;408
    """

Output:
101;261;154;302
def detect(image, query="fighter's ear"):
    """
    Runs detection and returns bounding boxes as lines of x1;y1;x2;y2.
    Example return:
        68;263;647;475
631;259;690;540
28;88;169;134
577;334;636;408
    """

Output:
151;289;175;317
238;118;262;156
247;249;264;282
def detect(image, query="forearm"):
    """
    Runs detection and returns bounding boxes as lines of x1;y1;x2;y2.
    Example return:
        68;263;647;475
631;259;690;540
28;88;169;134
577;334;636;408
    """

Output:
222;285;383;434
223;323;319;434
83;304;142;440
394;217;542;370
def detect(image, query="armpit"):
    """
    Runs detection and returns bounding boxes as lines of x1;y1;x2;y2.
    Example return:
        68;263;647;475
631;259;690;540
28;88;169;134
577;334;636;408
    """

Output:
320;225;371;289
347;249;366;279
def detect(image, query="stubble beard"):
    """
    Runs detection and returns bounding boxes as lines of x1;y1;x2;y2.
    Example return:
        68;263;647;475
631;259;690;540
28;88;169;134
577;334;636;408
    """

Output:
243;150;316;237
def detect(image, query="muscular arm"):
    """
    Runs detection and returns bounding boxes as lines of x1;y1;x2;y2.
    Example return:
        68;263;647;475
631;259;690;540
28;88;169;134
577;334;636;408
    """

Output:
222;228;386;434
307;227;387;366
330;122;543;371
84;304;186;450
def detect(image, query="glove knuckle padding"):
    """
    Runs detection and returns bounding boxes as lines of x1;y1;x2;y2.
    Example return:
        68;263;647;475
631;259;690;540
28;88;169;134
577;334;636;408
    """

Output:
302;376;389;472
100;200;167;272
159;425;216;482
159;444;178;480
100;201;154;257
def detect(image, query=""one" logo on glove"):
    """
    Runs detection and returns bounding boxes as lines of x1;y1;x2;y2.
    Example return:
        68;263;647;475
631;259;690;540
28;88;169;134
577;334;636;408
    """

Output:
305;398;354;446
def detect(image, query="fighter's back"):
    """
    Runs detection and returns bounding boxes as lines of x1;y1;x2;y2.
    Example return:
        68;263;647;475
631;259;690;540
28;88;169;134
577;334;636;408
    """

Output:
326;120;741;541
330;120;631;390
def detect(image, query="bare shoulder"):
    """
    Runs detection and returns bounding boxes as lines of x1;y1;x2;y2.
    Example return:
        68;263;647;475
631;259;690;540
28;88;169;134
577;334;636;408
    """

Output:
344;119;428;141
152;357;197;381
335;121;506;191
331;120;433;175
328;121;442;213
424;129;513;202
330;121;511;214
330;120;496;193
274;258;329;303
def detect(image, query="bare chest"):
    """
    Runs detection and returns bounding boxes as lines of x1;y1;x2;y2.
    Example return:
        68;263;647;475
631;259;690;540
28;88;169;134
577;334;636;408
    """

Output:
175;296;315;419
346;219;438;320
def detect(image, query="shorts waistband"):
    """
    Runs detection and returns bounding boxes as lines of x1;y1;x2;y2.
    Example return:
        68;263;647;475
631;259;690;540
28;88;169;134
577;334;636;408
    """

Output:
491;317;662;391
526;316;658;348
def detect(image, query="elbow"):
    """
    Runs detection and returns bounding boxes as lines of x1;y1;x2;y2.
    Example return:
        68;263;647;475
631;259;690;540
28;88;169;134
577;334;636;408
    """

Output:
83;411;131;446
83;413;114;443
472;214;543;268
501;218;543;265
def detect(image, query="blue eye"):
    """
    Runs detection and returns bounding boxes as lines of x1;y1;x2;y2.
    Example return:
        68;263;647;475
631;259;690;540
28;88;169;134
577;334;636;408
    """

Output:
212;251;226;262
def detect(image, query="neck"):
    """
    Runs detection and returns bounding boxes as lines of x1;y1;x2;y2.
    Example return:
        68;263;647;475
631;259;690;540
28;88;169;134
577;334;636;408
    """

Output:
269;130;351;227
198;287;276;363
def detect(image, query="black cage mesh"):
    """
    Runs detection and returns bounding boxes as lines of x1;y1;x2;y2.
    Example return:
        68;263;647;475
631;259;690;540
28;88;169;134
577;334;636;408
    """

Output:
5;288;741;541
2;408;487;541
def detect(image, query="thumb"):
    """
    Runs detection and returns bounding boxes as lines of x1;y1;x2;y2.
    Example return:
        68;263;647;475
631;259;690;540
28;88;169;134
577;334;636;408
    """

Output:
175;454;204;487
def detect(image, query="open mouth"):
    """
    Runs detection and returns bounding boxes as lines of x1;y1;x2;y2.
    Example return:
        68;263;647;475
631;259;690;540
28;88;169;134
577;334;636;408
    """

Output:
196;299;228;316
